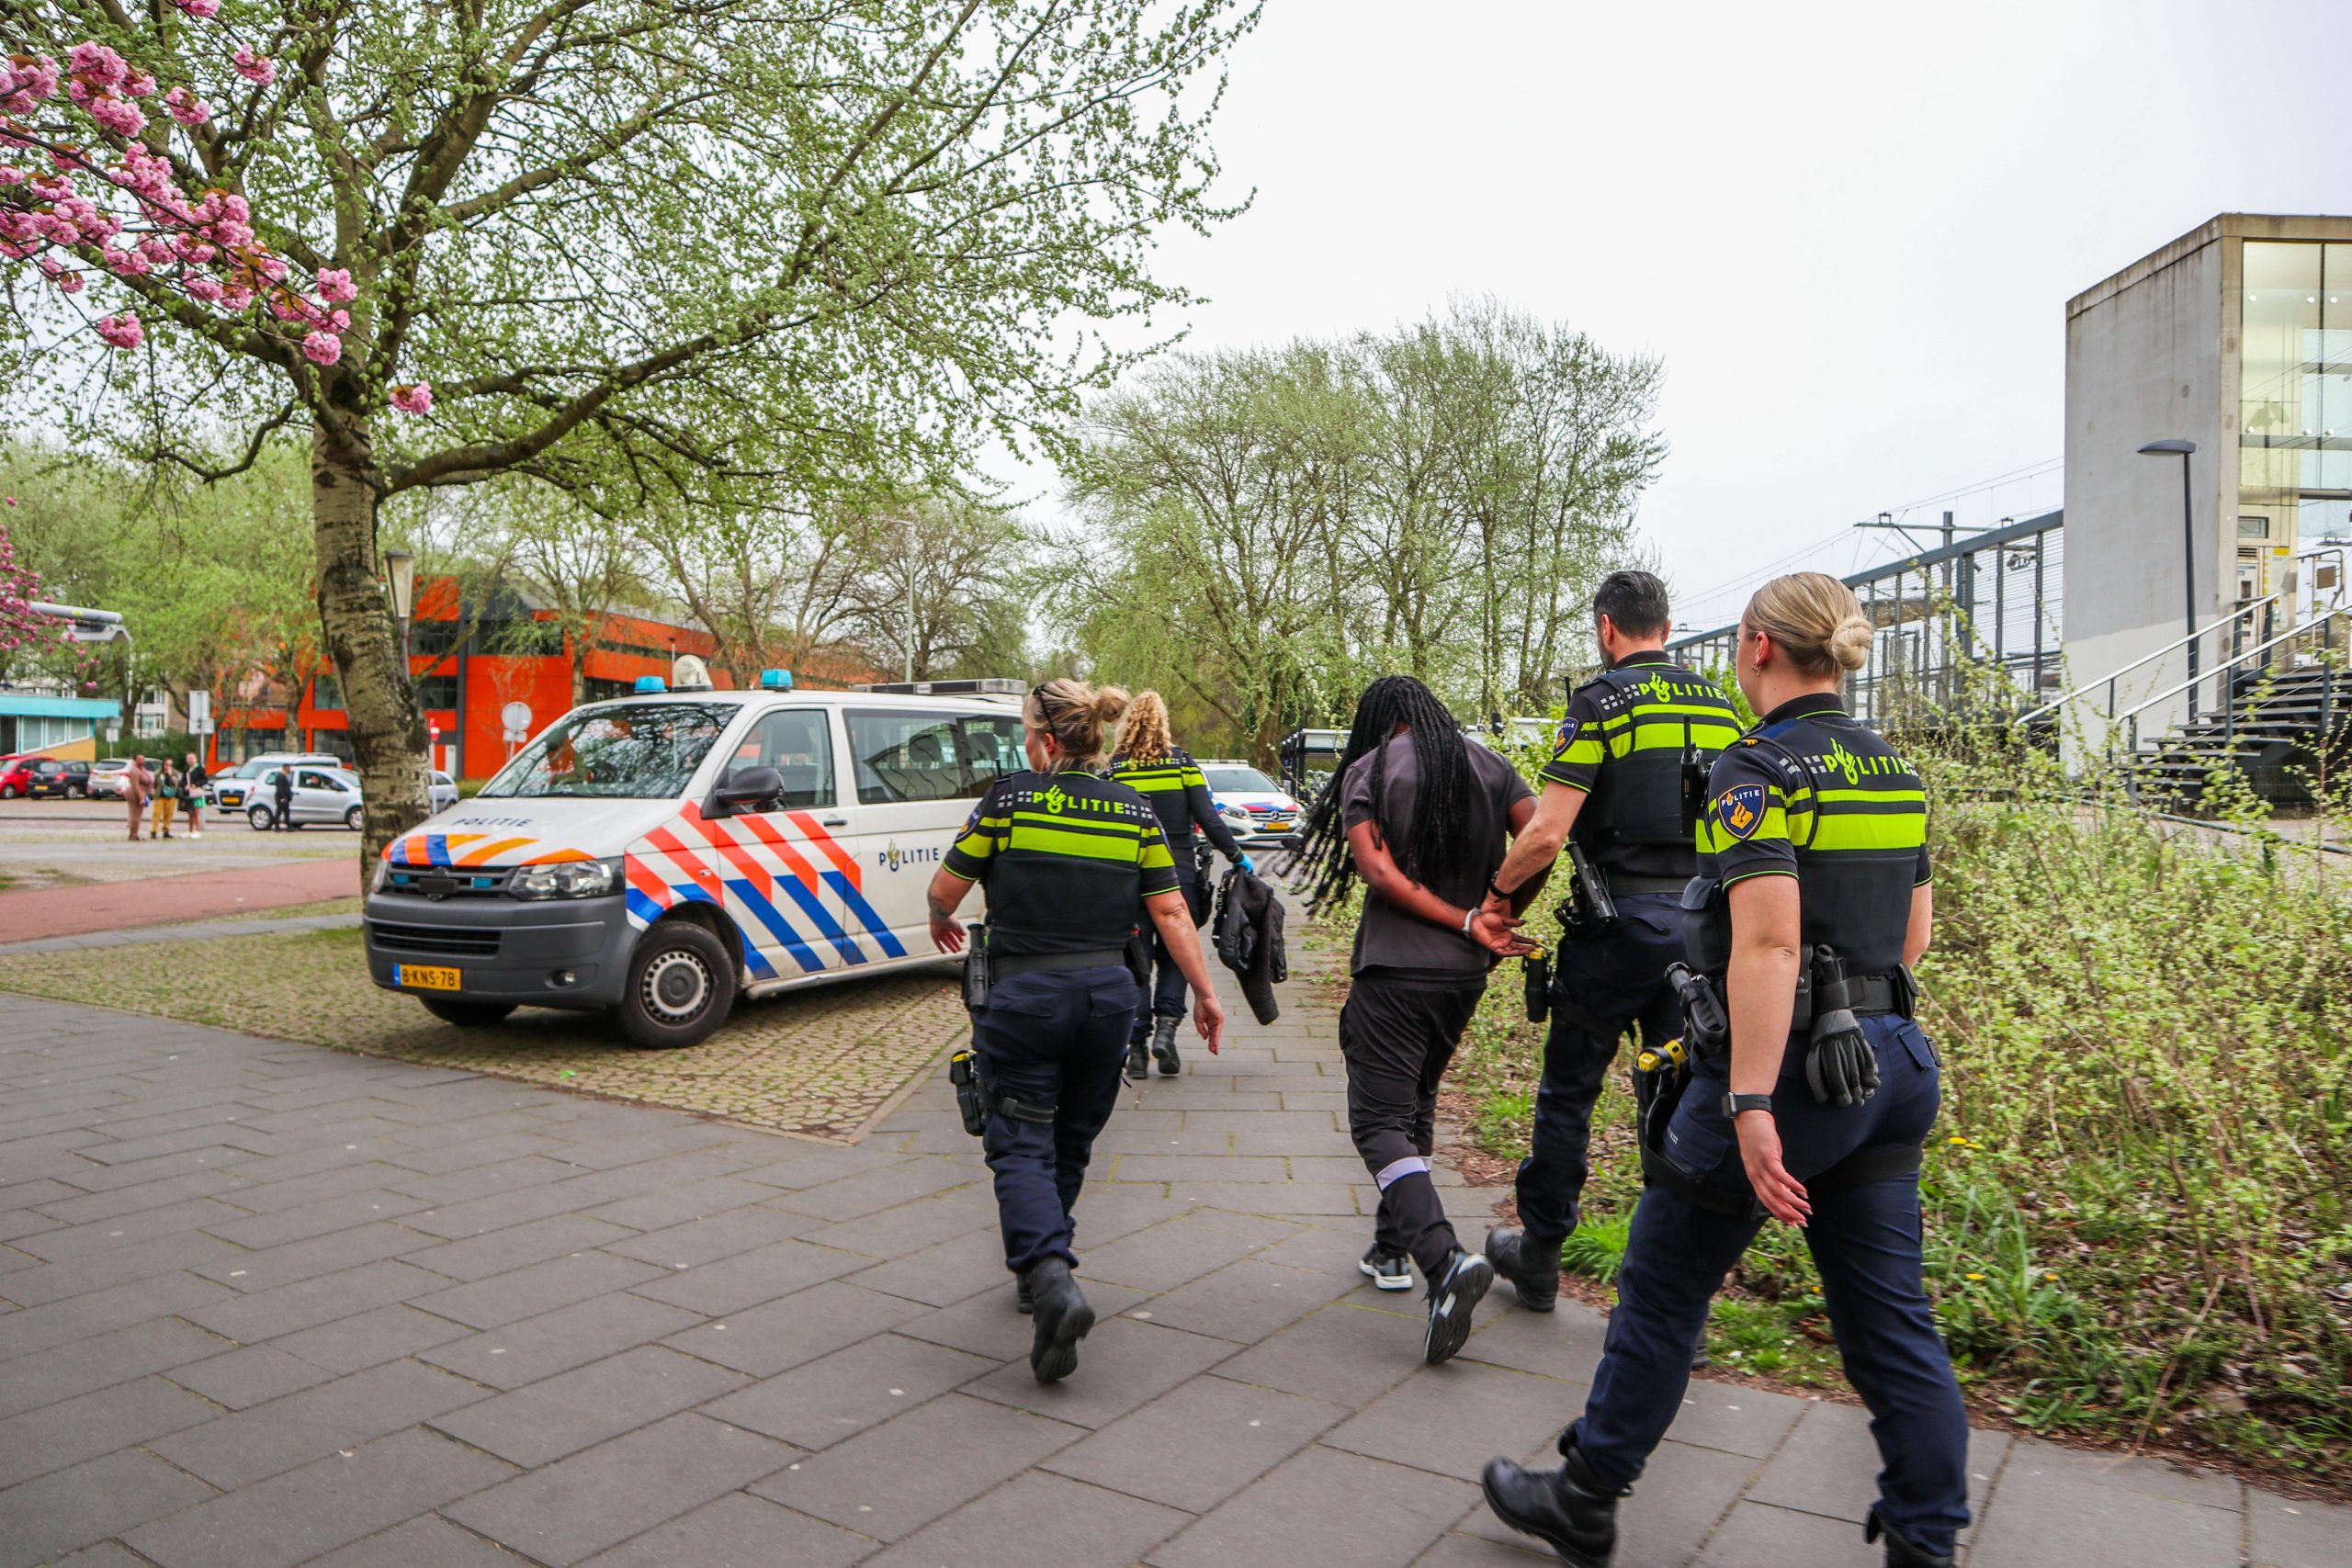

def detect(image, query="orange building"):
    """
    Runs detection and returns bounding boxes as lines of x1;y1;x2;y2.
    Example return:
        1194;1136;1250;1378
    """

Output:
212;581;727;781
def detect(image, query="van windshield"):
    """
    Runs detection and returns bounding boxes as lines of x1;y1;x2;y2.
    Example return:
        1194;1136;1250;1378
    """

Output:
480;703;733;799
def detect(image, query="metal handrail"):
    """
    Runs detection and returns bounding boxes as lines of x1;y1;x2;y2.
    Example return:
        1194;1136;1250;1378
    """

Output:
2117;605;2349;754
2016;595;2278;728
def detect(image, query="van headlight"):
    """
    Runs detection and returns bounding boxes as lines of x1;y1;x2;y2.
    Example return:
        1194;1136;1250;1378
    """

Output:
508;859;619;899
369;858;391;895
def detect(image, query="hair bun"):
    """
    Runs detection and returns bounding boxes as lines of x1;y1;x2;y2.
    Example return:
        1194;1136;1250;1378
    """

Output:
1093;684;1131;721
1829;615;1872;671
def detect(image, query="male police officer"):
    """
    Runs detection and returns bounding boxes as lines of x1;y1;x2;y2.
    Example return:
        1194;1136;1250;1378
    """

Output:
1476;571;1742;1314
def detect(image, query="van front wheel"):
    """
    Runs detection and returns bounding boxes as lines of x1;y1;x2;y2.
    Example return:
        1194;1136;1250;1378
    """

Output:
616;921;736;1049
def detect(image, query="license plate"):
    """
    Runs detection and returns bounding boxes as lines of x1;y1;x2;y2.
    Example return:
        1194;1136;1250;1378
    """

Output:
1262;819;1293;832
394;964;461;992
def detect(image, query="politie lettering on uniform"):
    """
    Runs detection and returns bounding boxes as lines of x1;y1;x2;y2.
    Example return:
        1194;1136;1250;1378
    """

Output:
361;663;1029;1050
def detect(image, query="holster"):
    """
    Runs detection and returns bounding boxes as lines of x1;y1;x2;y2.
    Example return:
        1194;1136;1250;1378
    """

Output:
949;1046;987;1136
1666;962;1729;1059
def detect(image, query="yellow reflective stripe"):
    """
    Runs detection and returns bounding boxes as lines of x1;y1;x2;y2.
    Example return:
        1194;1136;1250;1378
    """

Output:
1555;739;1605;765
1722;867;1799;886
1701;807;1790;852
1007;824;1151;862
1798;812;1927;851
1011;809;1143;835
950;829;996;861
1139;840;1174;871
1613;723;1742;758
1121;775;1189;793
1812;787;1926;805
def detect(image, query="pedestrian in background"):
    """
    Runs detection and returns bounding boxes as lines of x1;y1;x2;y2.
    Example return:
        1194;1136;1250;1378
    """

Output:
1292;673;1540;1365
121;754;151;841
151;757;180;839
182;751;208;839
270;764;294;831
1106;689;1252;1079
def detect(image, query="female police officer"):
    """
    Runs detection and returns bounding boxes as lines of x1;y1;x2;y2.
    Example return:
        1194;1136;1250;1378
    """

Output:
1107;689;1253;1079
1480;573;1969;1568
926;678;1227;1383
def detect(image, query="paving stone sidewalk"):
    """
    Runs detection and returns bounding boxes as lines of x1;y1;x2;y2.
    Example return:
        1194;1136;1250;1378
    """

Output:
0;982;2339;1567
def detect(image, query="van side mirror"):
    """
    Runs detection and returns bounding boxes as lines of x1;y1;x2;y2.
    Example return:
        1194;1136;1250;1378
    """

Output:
712;765;785;816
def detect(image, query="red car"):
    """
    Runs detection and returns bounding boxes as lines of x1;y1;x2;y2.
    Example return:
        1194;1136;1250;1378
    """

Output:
0;755;32;799
0;755;85;798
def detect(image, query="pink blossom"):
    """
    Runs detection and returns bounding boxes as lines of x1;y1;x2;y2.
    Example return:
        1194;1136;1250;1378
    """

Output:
170;0;222;17
125;70;156;98
325;308;350;332
67;42;130;90
138;235;174;265
232;50;276;86
315;267;356;303
0;164;24;187
390;381;435;416
57;269;85;294
185;275;224;303
253;254;287;283
103;246;149;276
219;284;253;310
88;95;147;138
96;312;143;349
210;218;254;250
301;330;341;366
221;194;249;222
1;56;61;116
164;86;209;126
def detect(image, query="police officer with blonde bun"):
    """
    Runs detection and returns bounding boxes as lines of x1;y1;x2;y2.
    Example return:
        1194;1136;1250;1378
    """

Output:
927;678;1227;1384
1481;572;1969;1568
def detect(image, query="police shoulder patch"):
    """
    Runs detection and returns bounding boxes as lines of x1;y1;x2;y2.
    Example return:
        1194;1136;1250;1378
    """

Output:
1715;783;1768;840
1551;717;1581;758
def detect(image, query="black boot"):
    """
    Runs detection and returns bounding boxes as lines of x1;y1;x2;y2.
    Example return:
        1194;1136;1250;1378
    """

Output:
1125;1037;1149;1079
1480;1443;1623;1568
1149;1014;1182;1076
1015;1274;1035;1314
1484;1226;1563;1313
1021;1257;1094;1383
1866;1507;1953;1568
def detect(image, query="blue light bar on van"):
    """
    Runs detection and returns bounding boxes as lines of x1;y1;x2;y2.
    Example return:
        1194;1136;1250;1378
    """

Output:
633;675;666;694
760;669;794;691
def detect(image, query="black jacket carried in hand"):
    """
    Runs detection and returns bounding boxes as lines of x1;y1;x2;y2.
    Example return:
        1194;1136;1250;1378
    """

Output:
1213;867;1287;1025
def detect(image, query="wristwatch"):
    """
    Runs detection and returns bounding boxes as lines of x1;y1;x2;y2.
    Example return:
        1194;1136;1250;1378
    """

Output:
1721;1092;1774;1119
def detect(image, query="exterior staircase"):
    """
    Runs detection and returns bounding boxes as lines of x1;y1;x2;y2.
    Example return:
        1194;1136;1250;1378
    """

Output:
2123;660;2352;806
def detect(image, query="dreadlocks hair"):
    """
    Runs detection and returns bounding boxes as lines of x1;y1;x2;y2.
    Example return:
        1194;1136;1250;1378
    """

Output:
1288;674;1477;914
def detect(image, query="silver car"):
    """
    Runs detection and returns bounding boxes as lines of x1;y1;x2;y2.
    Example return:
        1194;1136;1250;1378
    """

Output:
243;765;458;829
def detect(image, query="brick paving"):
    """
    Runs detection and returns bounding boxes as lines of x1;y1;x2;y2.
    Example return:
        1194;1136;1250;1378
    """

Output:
1;980;2341;1565
0;858;357;938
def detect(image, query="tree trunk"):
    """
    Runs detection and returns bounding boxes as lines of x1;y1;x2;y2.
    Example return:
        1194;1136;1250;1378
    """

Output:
311;420;427;868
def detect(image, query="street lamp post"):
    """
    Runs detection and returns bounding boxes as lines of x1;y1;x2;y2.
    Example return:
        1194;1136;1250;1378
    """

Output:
2137;440;2199;719
903;516;917;683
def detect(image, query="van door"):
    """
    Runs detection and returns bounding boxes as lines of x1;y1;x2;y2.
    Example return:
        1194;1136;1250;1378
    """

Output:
836;705;1025;958
668;706;868;982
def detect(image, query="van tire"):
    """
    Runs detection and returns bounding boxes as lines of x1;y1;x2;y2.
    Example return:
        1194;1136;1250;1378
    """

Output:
421;998;516;1028
616;921;735;1049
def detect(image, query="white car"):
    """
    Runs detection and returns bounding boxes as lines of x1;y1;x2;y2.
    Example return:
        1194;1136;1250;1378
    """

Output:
1195;761;1306;850
86;759;132;799
243;765;369;829
361;676;1023;1048
213;753;344;812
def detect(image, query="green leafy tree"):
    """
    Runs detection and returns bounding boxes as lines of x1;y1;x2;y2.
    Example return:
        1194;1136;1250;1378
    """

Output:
4;0;1258;860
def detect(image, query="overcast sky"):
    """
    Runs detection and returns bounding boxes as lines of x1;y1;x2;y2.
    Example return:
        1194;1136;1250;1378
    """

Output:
1003;0;2352;635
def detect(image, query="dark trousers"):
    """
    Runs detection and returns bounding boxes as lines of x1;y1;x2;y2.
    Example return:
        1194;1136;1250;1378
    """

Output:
272;796;291;829
975;965;1138;1273
1130;867;1202;1040
1515;893;1686;1241
1339;966;1487;1278
1567;1014;1971;1556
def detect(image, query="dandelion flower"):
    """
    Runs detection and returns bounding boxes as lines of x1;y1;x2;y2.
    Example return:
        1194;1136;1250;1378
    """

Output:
1964;1272;1985;1281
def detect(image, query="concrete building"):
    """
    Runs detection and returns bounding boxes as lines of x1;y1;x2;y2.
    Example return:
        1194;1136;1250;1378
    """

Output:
2064;213;2352;741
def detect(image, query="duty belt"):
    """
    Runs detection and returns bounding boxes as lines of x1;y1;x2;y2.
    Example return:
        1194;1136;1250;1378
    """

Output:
1605;874;1690;897
992;947;1130;979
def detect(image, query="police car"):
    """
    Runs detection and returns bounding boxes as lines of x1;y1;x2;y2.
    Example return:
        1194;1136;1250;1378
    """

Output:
362;667;1022;1049
1194;759;1305;850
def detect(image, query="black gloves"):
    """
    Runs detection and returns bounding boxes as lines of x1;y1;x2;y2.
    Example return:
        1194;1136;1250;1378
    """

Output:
1804;945;1878;1108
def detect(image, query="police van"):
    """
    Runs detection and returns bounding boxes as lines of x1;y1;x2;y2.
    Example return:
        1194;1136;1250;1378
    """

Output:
362;670;1025;1049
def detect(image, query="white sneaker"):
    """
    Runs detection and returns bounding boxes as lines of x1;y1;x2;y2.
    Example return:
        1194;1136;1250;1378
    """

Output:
1359;1246;1413;1292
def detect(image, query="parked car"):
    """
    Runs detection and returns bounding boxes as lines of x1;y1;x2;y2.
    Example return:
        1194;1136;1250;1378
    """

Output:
363;679;1022;1046
85;758;131;798
430;770;460;814
17;757;86;799
242;765;369;830
0;755;28;799
1194;760;1306;850
212;753;341;812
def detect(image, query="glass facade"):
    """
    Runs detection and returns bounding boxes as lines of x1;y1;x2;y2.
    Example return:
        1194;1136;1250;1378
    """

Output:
2239;241;2352;541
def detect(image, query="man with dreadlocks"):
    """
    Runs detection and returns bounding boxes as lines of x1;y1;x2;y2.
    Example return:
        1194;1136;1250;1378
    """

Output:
1294;674;1539;1364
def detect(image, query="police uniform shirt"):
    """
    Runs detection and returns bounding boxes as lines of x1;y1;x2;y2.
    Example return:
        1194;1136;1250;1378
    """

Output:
1539;651;1743;881
1697;693;1930;976
944;768;1180;956
1107;746;1244;863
